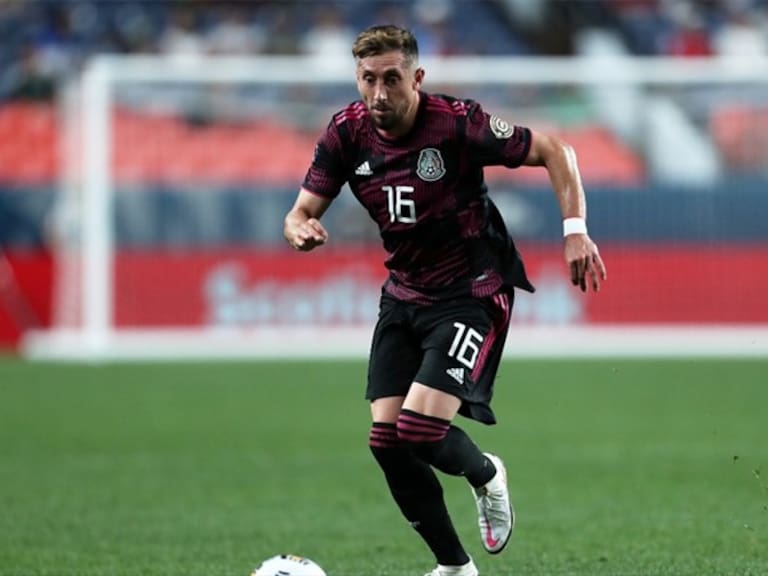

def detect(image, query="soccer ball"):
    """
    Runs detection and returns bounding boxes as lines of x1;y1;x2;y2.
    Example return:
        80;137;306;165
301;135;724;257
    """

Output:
251;554;326;576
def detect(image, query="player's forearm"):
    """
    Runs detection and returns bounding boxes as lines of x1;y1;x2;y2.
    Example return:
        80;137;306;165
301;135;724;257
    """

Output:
544;140;586;221
527;132;587;221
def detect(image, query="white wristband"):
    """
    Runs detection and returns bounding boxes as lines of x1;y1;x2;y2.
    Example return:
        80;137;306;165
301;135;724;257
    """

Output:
563;217;587;237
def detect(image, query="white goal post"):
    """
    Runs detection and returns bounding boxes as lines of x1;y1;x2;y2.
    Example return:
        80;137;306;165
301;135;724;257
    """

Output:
22;54;768;361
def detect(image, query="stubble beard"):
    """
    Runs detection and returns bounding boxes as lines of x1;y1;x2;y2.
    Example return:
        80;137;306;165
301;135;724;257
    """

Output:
370;104;402;132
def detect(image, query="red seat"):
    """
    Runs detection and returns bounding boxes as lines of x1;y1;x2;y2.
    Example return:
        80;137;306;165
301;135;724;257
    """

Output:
0;103;646;187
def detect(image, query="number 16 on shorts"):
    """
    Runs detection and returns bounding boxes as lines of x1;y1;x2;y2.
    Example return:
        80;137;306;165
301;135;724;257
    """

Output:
448;322;484;370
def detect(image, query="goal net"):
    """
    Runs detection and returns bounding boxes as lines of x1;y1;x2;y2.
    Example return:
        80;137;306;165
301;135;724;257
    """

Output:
22;54;768;360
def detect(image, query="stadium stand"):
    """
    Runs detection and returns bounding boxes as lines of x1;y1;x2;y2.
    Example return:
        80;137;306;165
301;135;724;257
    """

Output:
2;1;768;350
1;0;768;248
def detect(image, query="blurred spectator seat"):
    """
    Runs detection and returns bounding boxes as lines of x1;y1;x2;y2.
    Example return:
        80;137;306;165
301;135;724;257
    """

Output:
711;104;768;171
0;102;645;187
487;125;644;186
0;104;57;184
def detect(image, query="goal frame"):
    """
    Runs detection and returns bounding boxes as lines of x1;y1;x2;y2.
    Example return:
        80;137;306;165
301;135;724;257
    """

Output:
22;54;768;361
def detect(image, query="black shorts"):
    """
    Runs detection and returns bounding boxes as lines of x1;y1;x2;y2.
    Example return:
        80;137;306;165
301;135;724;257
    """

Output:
366;291;513;425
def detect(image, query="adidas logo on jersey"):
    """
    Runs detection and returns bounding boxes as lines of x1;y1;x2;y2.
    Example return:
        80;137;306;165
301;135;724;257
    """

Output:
355;161;373;176
446;367;465;385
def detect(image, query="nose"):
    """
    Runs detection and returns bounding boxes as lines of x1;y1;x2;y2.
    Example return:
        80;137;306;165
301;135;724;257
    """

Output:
374;80;387;102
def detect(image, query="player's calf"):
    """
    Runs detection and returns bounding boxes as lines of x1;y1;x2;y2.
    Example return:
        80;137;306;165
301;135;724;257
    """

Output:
369;422;470;567
396;409;496;486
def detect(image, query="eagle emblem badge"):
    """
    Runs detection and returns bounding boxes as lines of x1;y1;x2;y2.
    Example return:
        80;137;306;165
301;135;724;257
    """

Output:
416;148;446;182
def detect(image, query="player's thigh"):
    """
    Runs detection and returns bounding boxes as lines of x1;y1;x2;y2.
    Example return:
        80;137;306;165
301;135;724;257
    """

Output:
413;294;511;406
402;382;462;421
366;295;422;415
370;396;405;423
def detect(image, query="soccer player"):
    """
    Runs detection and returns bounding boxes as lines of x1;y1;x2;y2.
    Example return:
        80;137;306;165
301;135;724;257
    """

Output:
284;25;606;576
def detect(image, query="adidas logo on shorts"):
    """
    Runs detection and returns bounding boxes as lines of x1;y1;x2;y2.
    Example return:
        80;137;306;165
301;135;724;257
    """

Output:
446;367;465;385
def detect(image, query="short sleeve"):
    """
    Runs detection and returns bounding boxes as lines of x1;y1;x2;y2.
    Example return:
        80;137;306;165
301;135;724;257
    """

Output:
465;101;532;168
301;120;348;199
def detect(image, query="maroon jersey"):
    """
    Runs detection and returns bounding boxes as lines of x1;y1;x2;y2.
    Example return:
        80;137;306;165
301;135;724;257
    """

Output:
302;92;535;302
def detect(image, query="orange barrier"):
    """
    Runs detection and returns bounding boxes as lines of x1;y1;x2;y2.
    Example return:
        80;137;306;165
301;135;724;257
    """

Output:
0;103;645;186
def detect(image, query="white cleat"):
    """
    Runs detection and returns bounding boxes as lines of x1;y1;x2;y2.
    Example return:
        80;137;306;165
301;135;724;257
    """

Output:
423;558;479;576
472;452;514;554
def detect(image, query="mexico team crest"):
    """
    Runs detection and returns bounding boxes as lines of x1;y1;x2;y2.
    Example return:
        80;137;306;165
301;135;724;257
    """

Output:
416;148;446;182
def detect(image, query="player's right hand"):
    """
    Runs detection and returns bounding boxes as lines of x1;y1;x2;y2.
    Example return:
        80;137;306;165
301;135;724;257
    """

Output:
287;217;329;251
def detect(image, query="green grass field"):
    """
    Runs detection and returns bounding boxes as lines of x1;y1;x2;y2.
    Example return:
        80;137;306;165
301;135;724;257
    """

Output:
1;358;766;576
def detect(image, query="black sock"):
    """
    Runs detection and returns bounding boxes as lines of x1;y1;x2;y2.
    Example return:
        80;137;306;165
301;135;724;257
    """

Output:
398;409;496;488
369;423;469;566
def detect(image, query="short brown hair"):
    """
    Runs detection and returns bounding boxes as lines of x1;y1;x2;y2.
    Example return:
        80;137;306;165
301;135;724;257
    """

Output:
352;25;419;68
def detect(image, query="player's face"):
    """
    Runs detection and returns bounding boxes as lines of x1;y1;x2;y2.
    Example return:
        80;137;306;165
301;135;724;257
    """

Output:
356;51;423;135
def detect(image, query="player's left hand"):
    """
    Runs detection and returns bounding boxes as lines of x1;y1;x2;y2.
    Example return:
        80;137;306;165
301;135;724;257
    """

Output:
285;217;329;252
564;234;607;293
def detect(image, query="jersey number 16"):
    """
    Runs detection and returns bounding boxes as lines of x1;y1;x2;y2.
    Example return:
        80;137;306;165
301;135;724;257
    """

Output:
383;185;417;224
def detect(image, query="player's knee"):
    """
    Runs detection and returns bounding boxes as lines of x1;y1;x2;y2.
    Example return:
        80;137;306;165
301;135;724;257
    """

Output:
369;422;411;481
395;409;450;446
369;422;400;451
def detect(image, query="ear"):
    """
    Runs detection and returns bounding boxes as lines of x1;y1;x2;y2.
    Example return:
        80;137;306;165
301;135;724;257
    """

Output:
413;67;425;90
